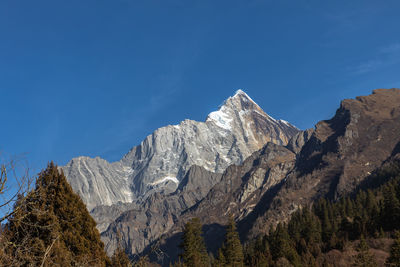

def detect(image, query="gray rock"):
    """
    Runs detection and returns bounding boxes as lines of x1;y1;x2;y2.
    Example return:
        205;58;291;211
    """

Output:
61;90;300;257
62;90;298;212
101;165;222;256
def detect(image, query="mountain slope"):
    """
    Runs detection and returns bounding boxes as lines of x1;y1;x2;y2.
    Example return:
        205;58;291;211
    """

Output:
147;88;400;265
248;88;400;237
62;90;299;211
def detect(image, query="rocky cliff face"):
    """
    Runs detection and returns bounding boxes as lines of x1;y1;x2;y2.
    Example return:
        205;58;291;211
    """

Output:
119;90;297;199
62;90;299;211
101;141;297;257
247;88;400;237
101;165;223;256
61;90;299;255
144;89;400;266
64;88;400;266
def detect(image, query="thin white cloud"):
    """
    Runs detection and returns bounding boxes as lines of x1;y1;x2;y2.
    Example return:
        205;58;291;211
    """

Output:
348;43;400;75
379;43;400;54
351;59;382;74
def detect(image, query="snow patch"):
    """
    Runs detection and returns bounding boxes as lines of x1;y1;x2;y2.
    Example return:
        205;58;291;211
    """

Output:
233;89;257;104
235;89;246;95
279;119;290;126
279;119;299;129
266;114;277;122
206;105;233;130
148;176;179;186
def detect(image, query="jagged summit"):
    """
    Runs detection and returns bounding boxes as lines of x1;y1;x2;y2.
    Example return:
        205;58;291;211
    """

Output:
62;90;299;212
231;89;261;109
213;89;259;111
206;89;297;131
206;89;260;130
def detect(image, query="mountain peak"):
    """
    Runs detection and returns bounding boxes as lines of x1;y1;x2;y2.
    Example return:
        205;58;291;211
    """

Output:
233;89;247;97
206;89;265;130
232;89;255;103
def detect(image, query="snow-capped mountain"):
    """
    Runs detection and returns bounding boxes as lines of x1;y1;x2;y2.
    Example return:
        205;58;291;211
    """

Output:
62;90;299;211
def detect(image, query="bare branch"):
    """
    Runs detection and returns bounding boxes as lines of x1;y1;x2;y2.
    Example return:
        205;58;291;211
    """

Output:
40;235;59;267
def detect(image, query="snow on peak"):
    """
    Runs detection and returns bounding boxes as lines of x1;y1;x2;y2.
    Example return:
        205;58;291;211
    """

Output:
232;89;258;105
234;89;246;96
233;89;251;101
206;105;233;130
279;119;299;129
206;89;260;130
279;119;290;126
148;176;179;186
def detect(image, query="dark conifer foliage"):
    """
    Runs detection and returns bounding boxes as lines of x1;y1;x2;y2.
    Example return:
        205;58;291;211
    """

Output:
168;161;400;266
179;217;209;267
242;161;400;266
220;217;244;267
1;162;111;266
386;231;400;267
352;236;377;267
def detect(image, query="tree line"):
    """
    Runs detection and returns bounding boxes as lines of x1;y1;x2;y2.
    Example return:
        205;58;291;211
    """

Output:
1;160;400;266
173;161;400;266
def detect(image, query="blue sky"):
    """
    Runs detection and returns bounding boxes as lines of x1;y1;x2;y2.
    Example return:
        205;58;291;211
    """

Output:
1;0;400;174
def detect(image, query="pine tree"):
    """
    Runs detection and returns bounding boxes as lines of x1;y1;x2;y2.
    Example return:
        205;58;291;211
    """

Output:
222;217;244;267
353;236;377;267
386;231;400;267
180;217;209;267
365;190;379;235
3;162;110;266
322;203;333;244
382;184;400;231
269;223;300;266
214;247;226;267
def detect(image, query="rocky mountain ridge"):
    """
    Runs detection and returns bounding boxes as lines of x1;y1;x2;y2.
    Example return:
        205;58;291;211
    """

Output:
62;88;400;266
62;90;298;212
61;90;299;236
131;88;400;265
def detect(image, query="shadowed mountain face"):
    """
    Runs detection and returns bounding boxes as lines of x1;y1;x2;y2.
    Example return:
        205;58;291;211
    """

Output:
246;89;400;237
61;90;299;254
139;88;400;266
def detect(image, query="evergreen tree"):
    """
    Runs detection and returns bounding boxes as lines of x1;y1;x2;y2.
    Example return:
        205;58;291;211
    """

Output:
241;161;400;267
352;236;377;267
382;185;400;231
346;197;355;218
322;203;333;244
180;217;209;267
243;236;271;267
269;223;300;266
2;162;110;266
214;248;226;267
365;190;379;235
221;217;244;267
386;231;400;267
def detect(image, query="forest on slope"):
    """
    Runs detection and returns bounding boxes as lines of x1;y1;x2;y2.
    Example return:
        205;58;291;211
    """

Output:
170;160;400;267
0;152;399;267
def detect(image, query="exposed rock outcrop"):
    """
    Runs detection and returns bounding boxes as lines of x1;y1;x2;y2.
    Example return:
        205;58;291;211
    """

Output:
62;90;299;211
61;90;299;256
248;89;400;237
146;89;400;266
